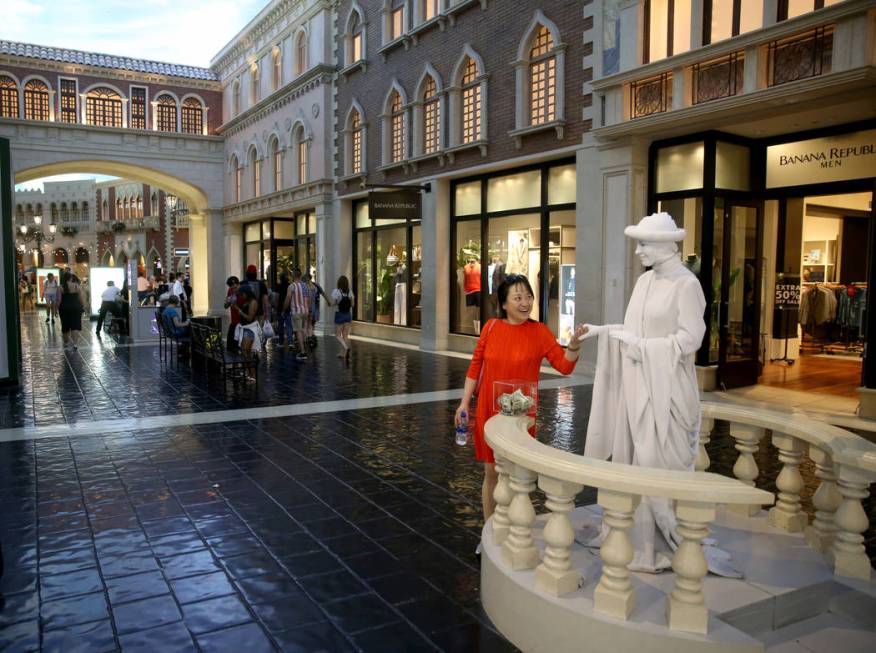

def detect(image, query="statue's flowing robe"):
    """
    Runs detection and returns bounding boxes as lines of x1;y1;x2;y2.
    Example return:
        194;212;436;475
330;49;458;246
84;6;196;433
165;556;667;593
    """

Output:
585;257;706;571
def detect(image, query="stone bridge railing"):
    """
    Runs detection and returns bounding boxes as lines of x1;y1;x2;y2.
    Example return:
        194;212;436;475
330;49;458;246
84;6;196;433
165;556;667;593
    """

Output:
484;401;876;635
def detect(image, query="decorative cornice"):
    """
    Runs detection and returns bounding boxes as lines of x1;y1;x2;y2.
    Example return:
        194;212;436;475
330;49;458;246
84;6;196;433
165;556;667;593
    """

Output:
0;52;222;92
217;64;333;137
211;0;331;77
222;179;333;220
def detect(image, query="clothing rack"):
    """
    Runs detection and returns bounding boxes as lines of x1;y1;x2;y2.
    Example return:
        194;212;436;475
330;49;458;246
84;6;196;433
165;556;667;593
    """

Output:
799;282;867;357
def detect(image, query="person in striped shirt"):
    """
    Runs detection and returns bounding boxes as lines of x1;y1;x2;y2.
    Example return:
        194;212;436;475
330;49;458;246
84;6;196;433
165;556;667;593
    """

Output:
283;268;311;361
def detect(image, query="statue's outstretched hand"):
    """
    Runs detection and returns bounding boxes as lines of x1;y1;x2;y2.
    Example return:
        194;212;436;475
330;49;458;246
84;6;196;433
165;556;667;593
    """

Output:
609;330;643;362
578;324;607;340
571;324;588;342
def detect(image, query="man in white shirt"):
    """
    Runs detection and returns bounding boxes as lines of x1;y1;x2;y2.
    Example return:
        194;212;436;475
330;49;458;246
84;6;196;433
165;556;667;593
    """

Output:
96;281;126;337
170;273;189;317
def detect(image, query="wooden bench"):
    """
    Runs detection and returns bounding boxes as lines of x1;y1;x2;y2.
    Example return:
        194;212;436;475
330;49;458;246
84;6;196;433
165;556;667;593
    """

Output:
190;322;257;387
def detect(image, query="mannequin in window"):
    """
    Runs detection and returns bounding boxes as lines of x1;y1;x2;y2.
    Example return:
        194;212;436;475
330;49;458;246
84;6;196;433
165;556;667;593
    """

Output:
464;257;481;333
489;257;506;316
508;236;528;276
394;260;407;325
564;267;575;316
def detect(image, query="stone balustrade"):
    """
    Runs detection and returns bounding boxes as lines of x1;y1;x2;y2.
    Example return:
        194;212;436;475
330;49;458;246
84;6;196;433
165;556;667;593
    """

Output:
485;413;773;635
700;401;876;581
484;401;876;637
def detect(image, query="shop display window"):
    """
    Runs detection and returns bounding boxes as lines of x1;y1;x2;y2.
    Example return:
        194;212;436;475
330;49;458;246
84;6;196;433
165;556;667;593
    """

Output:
243;216;314;288
715;141;751;191
451;160;576;341
353;201;421;327
656;141;704;193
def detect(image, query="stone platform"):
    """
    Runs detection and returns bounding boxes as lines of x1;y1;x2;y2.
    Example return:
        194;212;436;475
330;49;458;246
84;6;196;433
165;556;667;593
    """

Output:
481;505;876;653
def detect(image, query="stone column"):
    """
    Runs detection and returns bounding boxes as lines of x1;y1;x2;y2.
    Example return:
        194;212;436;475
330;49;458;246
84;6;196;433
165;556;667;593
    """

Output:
315;201;333;335
420;177;449;351
189;209;225;316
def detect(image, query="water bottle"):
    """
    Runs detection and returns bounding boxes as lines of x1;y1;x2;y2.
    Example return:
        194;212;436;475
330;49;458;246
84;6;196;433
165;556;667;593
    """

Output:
455;412;469;446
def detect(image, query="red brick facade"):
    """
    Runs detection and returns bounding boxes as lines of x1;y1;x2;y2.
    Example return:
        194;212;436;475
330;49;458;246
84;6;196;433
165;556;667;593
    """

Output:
0;63;222;134
334;1;592;191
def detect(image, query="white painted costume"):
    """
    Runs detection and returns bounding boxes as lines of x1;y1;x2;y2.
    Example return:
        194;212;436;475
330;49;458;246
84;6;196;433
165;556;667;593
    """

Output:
583;213;708;573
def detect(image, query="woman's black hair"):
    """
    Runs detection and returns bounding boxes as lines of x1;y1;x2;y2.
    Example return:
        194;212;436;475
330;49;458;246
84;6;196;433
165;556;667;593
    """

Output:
496;275;534;318
239;285;255;300
226;276;239;287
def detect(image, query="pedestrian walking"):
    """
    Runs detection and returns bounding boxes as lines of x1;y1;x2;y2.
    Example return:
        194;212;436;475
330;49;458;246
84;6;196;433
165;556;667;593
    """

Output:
284;268;310;361
43;272;59;324
330;275;354;360
58;272;86;351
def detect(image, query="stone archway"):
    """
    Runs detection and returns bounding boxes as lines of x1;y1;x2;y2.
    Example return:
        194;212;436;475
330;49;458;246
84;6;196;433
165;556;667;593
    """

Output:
13;159;224;315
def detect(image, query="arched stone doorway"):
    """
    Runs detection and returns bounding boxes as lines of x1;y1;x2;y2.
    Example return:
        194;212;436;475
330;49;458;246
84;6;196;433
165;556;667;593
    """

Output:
73;247;90;281
53;248;69;269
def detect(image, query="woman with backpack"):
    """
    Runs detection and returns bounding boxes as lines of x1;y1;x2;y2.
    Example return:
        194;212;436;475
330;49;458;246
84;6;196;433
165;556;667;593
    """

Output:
330;275;354;359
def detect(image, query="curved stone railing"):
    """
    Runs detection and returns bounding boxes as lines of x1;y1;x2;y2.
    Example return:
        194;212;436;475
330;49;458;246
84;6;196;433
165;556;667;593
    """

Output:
698;401;876;581
484;413;773;635
484;402;876;636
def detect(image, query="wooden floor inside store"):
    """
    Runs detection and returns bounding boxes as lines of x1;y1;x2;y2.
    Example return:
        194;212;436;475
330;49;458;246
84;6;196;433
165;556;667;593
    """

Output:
759;354;862;398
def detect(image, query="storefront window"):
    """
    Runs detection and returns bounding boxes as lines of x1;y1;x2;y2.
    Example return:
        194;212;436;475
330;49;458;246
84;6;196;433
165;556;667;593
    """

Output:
356;233;373;320
455;181;481;216
715;141;750;191
658;197;703;275
274;221;295;239
548;210;576;344
243;216;311;288
353;200;420;327
486;170;541;213
655;141;704;193
711;198;725;364
451;160;576;339
454;220;481;335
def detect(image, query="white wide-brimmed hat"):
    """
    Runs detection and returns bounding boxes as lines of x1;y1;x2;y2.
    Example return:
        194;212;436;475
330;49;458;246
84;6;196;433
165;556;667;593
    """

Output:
624;212;686;242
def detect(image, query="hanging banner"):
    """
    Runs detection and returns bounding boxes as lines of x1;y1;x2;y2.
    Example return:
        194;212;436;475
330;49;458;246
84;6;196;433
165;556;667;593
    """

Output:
369;190;421;220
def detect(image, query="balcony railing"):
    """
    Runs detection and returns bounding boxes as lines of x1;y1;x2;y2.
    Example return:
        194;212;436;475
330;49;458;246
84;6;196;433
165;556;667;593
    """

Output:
692;51;744;105
768;25;834;87
630;72;671;119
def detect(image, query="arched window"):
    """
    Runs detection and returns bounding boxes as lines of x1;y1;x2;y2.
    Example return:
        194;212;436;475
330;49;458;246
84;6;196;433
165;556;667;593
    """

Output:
150;193;158;216
422;0;439;22
422;76;440;154
181;97;203;134
70;202;79;222
272;47;282;90
390;90;405;163
156;94;178;132
251;64;260;104
136;195;143;218
347;9;364;64
294;127;309;185
0;76;18;119
529;25;556;125
25;204;33;220
124;197;131;219
81;202;88;221
296;32;308;75
250;149;260;197
461;56;482;144
60;202;69;222
231;156;242;203
271;137;282;191
232;80;241;116
350;108;364;175
387;0;406;41
115;198;123;220
23;79;50;121
86;87;123;127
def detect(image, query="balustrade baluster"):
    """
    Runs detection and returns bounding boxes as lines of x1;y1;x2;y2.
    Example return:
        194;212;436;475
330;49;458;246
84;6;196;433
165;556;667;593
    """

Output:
534;476;583;596
804;446;840;553
502;463;538;571
594;489;640;620
768;433;807;532
667;501;714;634
831;465;875;580
492;454;512;544
695;417;714;472
729;424;765;516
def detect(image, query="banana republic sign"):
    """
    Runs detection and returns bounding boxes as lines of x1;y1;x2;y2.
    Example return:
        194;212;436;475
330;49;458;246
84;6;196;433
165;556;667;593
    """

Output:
767;129;876;188
368;190;421;220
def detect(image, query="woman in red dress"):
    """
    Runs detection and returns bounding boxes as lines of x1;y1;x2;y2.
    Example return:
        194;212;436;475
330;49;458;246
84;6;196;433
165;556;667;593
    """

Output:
455;275;586;523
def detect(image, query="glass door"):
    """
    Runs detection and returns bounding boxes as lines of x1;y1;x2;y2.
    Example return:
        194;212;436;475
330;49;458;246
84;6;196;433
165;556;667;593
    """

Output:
719;200;762;388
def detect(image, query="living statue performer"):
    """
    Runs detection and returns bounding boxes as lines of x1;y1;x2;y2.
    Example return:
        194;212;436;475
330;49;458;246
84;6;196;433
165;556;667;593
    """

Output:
580;212;734;574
